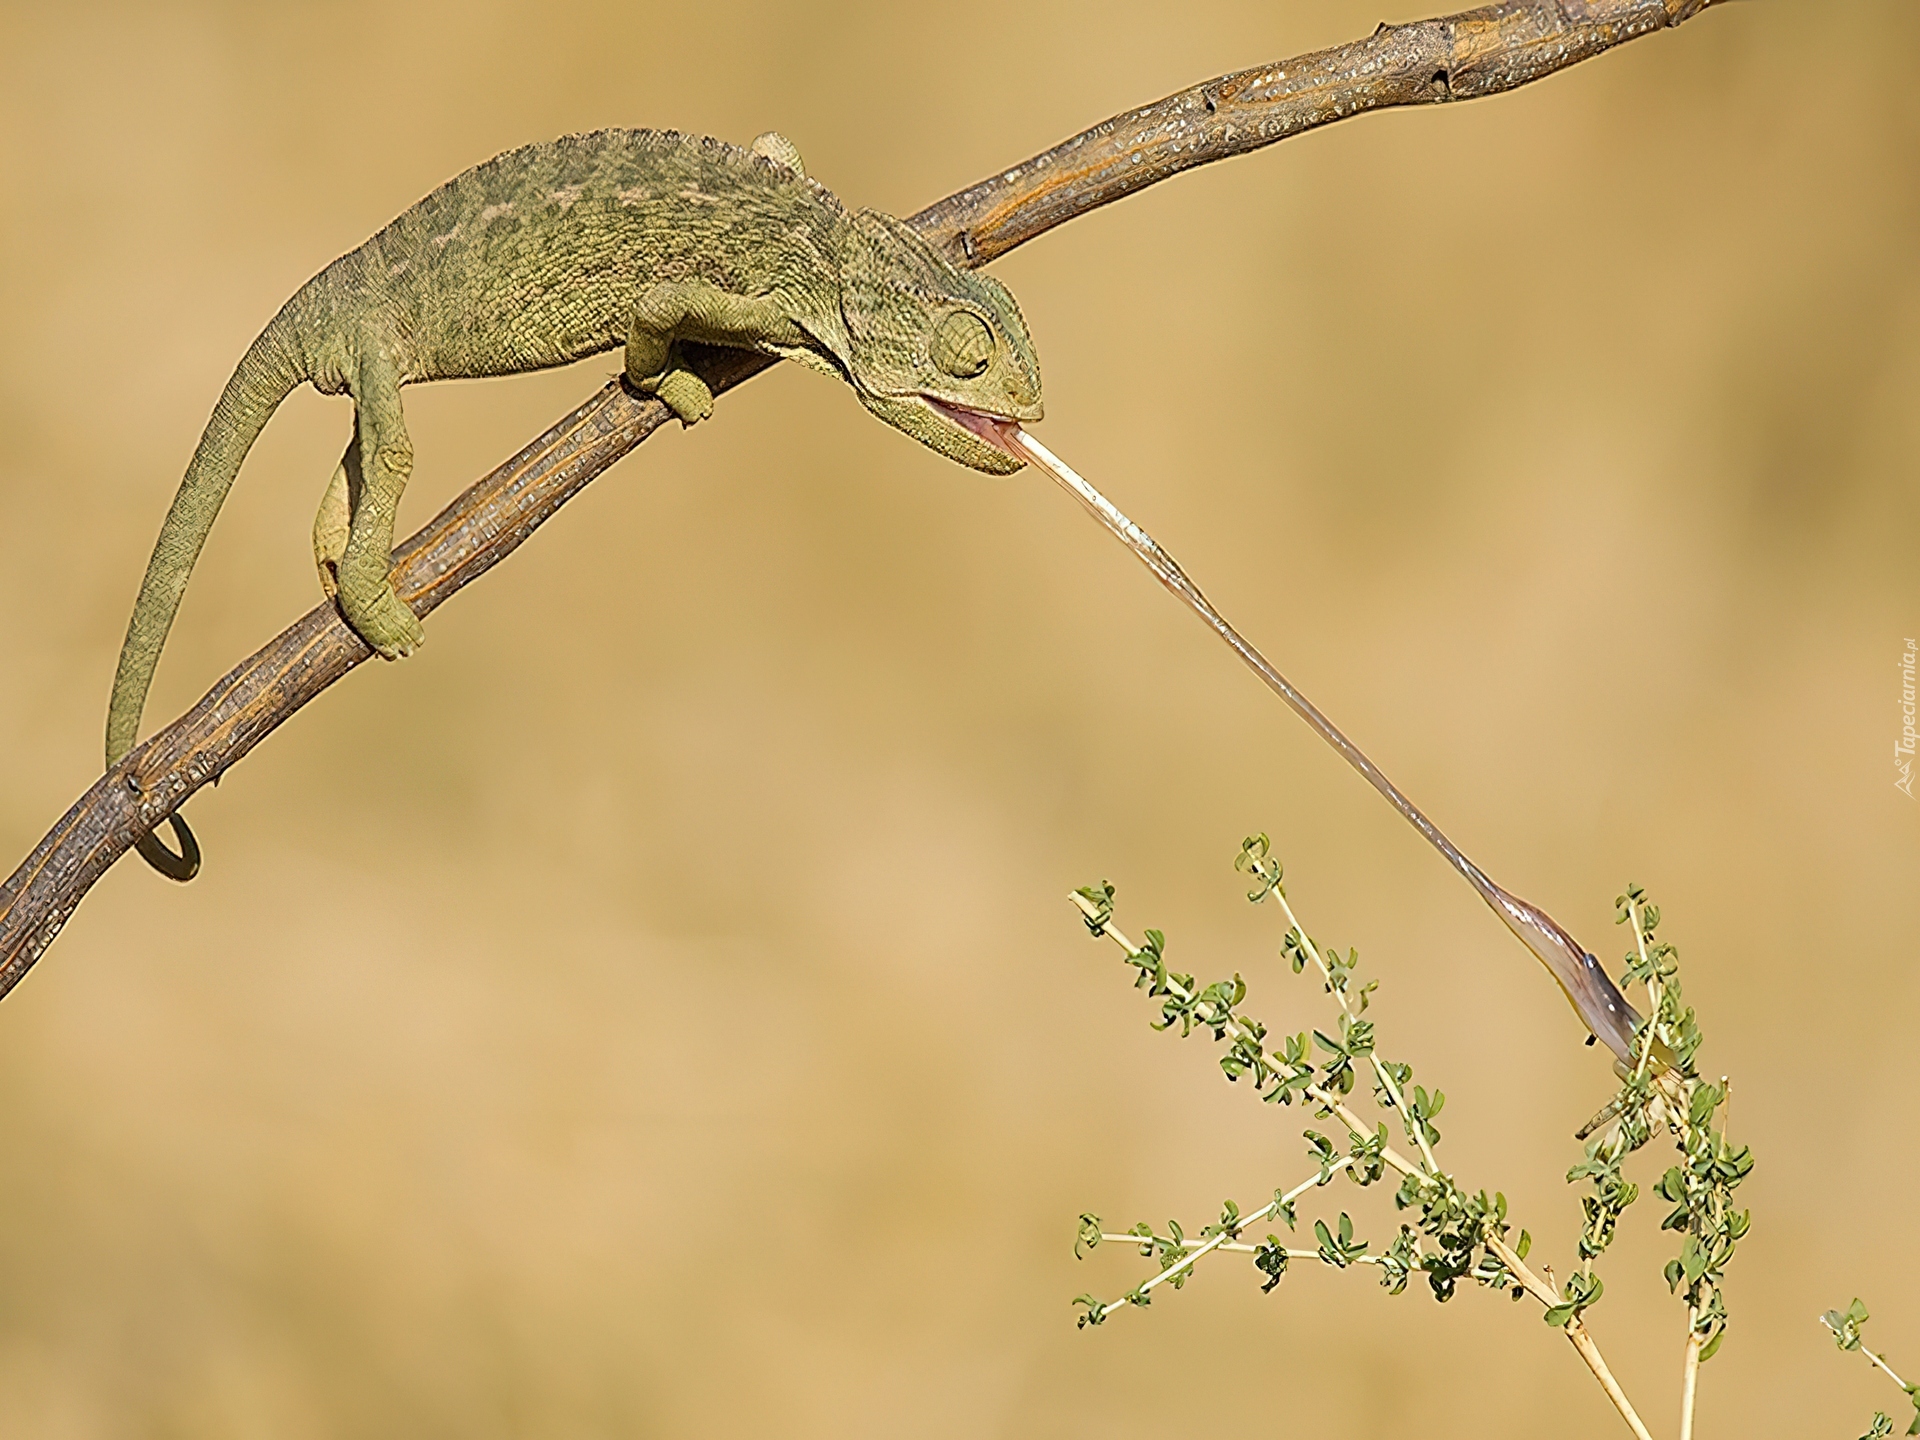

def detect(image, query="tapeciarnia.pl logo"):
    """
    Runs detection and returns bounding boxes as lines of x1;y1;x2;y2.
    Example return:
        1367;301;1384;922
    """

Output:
1898;638;1916;799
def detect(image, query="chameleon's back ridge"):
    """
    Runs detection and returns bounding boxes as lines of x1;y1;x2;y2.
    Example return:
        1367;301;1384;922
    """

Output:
107;126;1042;879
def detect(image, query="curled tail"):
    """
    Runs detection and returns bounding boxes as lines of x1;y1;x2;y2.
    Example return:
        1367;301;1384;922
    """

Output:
107;311;305;879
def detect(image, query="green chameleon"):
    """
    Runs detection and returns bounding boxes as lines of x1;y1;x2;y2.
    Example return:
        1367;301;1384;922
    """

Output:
107;128;1043;879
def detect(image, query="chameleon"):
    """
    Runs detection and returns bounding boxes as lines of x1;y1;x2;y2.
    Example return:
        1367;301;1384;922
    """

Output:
105;128;1043;880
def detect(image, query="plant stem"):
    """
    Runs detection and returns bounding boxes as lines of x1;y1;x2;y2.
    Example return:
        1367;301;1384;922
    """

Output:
1816;1315;1913;1393
1101;1235;1393;1265
1862;1343;1913;1393
1070;891;1438;1186
1093;1160;1353;1319
1302;1085;1429;1185
1571;1323;1660;1440
1680;1308;1702;1440
1485;1233;1656;1440
1626;892;1661;1084
1271;887;1443;1175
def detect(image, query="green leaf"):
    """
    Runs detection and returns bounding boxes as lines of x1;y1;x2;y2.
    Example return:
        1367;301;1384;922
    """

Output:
1072;1294;1108;1329
1271;1190;1298;1230
1688;1083;1721;1129
1072;881;1115;934
1074;1214;1102;1258
1215;1199;1242;1237
1235;835;1284;902
1825;1299;1869;1351
1680;1234;1710;1286
1253;1237;1290;1293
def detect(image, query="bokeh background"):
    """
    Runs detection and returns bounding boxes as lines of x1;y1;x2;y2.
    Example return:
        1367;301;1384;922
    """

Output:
1;3;1914;1436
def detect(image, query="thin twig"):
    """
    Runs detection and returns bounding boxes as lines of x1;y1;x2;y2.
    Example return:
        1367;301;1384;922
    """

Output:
1680;1311;1703;1440
0;0;1731;998
1861;1344;1914;1395
1270;886;1443;1175
1067;893;1434;1185
1482;1231;1656;1440
1569;1320;1660;1440
1092;1160;1355;1320
1100;1235;1376;1262
1628;892;1661;1084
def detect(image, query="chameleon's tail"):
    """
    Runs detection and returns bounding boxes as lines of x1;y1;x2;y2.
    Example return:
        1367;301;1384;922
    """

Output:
106;311;305;879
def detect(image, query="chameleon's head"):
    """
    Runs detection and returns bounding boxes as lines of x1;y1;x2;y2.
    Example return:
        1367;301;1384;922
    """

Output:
835;209;1042;475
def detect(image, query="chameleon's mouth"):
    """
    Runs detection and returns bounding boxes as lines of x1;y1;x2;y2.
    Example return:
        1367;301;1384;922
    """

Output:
920;396;1026;460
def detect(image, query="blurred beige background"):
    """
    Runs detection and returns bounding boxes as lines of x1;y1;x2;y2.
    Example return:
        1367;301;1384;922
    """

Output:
1;2;1914;1436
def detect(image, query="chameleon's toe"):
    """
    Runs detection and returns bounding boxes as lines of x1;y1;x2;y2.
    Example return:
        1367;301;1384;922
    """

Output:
341;581;426;659
312;464;351;602
655;369;715;426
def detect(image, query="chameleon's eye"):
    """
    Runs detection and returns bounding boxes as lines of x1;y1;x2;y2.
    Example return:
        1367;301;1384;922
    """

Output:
932;310;994;379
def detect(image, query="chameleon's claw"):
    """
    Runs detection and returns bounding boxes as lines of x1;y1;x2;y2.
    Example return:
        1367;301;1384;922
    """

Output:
135;815;200;882
339;581;425;659
653;368;715;426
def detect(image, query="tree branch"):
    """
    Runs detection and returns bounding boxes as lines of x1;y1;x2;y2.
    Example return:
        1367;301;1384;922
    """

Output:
0;0;1729;1000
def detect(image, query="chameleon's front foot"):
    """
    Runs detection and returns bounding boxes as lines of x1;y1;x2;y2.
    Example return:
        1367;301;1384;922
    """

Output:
338;570;425;659
627;281;755;427
626;347;714;426
650;367;714;425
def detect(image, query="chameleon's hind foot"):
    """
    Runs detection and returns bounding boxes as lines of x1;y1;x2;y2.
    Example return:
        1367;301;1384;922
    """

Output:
313;461;350;600
339;576;425;659
653;368;715;426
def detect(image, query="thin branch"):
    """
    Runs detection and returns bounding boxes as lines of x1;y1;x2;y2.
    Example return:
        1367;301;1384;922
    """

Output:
1569;1320;1661;1440
1482;1231;1656;1440
908;0;1729;268
1680;1313;1703;1440
1861;1344;1914;1396
1092;1159;1355;1321
1270;885;1444;1175
1068;892;1436;1187
0;0;1730;999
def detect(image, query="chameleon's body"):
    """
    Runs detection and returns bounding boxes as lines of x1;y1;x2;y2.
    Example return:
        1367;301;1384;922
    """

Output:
108;128;1043;877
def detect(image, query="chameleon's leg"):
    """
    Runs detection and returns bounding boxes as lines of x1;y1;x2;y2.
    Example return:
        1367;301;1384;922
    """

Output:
334;349;425;659
625;280;806;427
311;431;355;602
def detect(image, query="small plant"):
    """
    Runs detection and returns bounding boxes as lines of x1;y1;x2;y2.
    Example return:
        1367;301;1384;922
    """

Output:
1823;1299;1920;1439
1066;835;1755;1440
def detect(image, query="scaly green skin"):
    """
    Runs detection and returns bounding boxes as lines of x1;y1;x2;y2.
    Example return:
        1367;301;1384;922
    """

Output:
107;128;1044;879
